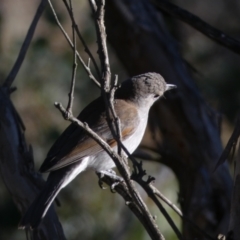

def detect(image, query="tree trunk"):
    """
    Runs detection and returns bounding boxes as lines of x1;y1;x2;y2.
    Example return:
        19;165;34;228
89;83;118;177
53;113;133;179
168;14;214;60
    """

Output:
0;87;66;240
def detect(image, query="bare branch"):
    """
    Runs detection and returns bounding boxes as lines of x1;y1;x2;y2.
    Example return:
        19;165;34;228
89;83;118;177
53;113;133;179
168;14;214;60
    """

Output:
54;101;165;239
89;0;111;89
152;185;215;240
214;115;240;171
88;3;164;239
151;0;240;55
66;0;77;115
131;164;183;239
96;172;166;240
109;75;123;155
89;0;125;161
3;0;47;89
54;2;165;236
47;0;100;87
62;0;101;79
54;0;171;239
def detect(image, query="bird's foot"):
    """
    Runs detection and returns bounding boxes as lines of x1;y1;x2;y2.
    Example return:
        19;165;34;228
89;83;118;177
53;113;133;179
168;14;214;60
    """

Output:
96;169;124;192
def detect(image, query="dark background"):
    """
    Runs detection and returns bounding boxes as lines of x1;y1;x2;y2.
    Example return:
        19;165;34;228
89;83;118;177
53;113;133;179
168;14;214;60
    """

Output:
0;0;239;239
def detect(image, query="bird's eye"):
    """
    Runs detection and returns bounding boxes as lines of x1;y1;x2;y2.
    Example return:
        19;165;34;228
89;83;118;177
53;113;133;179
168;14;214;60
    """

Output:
154;94;159;98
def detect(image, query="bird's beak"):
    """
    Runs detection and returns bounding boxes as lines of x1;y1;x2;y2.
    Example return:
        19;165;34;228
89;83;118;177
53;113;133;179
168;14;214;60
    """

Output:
166;84;177;91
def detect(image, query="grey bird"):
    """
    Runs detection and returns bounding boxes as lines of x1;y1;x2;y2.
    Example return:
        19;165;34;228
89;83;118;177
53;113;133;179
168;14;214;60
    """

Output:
19;72;176;229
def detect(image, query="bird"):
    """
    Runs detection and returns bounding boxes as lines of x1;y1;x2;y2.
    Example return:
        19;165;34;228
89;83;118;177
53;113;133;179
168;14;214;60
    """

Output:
19;72;176;229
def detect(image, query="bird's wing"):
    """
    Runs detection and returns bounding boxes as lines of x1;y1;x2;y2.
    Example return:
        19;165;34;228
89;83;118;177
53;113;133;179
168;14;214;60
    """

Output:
39;98;139;172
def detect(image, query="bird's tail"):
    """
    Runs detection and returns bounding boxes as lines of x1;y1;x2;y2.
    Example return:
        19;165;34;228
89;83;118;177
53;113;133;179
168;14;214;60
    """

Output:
19;161;86;229
18;175;63;230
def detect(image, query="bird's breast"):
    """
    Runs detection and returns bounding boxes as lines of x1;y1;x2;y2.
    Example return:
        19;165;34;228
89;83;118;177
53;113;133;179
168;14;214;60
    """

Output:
88;111;148;172
122;111;148;154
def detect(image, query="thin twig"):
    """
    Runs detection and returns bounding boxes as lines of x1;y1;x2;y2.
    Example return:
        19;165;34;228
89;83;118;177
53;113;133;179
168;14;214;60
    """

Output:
3;0;47;89
66;0;77;115
47;0;100;87
132;146;215;239
151;185;215;240
89;0;111;89
152;0;240;55
150;193;182;239
89;1;122;153
214;115;240;171
62;0;101;80
131;166;183;239
152;186;183;216
132;147;216;239
54;102;124;160
109;75;123;155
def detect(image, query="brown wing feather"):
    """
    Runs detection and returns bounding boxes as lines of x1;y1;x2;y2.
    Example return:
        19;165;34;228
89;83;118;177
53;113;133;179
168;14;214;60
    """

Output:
40;97;139;173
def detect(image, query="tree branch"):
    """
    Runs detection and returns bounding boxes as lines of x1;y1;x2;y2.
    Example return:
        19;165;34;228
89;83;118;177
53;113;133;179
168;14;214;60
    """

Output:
62;0;101;80
215;115;240;171
66;0;78;115
0;88;66;240
47;0;100;87
89;0;111;89
0;1;67;238
3;0;47;89
131;163;183;239
151;0;240;55
89;1;165;239
52;1;166;239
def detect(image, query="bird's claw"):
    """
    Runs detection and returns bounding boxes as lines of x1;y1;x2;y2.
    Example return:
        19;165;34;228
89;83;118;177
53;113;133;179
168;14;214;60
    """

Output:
96;169;123;192
98;179;107;189
98;171;108;189
110;178;124;193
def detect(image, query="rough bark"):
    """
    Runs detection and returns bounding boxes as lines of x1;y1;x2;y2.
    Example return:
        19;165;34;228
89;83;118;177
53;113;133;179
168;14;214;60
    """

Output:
0;87;66;240
105;0;232;238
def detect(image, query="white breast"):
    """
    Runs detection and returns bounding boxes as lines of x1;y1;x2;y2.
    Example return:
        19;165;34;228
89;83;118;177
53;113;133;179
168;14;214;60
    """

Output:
88;109;149;171
122;110;148;154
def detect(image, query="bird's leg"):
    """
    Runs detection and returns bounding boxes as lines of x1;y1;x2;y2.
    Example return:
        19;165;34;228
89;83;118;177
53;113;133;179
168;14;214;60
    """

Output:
96;169;124;192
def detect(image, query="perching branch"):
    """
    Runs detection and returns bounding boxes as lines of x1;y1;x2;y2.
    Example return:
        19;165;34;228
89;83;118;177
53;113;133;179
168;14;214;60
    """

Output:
109;75;123;155
89;2;166;239
53;0;166;239
54;102;164;240
96;172;166;238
